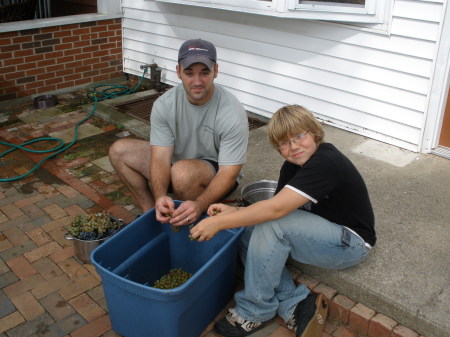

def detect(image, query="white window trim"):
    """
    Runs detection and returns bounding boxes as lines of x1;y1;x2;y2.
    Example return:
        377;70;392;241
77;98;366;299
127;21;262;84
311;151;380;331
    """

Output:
156;0;278;14
155;0;389;23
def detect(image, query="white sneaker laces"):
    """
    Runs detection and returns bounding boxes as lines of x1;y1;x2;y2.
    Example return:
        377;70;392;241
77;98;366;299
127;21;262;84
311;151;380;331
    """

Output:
226;308;263;332
286;313;297;331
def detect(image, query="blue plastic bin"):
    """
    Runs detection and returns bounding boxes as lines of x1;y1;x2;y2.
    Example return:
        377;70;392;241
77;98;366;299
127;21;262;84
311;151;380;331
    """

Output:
91;201;243;337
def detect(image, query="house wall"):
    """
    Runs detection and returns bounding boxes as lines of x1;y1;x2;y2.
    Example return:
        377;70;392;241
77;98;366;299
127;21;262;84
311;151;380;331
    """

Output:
121;0;446;152
0;18;123;102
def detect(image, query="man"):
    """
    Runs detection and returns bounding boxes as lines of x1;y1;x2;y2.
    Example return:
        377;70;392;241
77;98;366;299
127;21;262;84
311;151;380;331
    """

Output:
109;39;249;227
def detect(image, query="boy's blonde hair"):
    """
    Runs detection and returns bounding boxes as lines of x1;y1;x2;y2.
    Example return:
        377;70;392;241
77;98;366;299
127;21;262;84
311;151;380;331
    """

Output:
268;105;324;150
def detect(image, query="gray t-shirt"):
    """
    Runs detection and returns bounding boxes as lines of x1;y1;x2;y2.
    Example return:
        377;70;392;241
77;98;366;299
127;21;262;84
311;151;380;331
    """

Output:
150;84;249;166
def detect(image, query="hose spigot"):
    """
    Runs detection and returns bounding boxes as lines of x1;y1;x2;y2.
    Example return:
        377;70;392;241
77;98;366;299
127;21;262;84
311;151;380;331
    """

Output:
140;63;157;70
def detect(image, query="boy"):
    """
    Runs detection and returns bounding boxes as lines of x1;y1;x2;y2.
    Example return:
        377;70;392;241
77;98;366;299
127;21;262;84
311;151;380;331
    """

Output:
189;105;376;337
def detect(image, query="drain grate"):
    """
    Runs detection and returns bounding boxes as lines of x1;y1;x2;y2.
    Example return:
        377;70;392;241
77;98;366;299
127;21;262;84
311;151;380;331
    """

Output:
115;94;267;130
247;117;267;131
115;93;163;124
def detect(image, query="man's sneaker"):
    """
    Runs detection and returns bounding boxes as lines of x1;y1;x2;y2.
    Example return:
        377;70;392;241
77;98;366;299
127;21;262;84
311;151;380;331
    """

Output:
286;293;329;337
214;308;273;337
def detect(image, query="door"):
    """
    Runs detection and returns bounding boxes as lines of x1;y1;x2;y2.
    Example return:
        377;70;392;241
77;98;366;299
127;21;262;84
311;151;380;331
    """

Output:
439;88;450;148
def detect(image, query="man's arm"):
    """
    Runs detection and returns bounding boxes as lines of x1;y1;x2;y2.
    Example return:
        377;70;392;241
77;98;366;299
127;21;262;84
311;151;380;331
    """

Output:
195;164;242;211
170;164;242;226
150;145;175;221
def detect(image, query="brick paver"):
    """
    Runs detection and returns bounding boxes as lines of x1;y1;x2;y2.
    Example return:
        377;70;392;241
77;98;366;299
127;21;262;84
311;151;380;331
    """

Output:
0;204;24;219
6;255;37;279
348;303;376;336
43;203;68;220
31;274;73;300
333;326;358;337
0;311;25;334
70;314;111;337
330;294;356;324
32;256;64;280
26;227;53;246
23;241;62;263
3;274;46;298
40;292;76;321
0;233;13;252
58;274;101;301
3;226;29;245
10;291;45;320
0;211;8;224
368;313;398;337
14;194;46;209
391;325;420;337
36;184;60;198
69;293;106;322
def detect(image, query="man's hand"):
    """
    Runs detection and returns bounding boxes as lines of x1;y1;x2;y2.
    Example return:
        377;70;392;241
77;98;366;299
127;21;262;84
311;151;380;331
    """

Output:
170;200;203;227
155;196;175;223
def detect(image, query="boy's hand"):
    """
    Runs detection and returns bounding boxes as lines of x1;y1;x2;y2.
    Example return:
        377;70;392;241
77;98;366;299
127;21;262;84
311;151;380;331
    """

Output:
189;217;220;242
207;203;237;216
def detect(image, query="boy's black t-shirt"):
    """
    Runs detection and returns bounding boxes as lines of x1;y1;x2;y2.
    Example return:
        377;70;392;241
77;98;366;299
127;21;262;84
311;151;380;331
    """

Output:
275;143;376;246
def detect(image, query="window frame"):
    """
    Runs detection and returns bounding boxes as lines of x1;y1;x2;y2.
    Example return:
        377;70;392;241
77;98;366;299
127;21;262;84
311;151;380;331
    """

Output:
155;0;388;23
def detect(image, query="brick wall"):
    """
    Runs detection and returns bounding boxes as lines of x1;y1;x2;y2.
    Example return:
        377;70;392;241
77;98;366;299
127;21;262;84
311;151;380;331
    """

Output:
0;18;123;102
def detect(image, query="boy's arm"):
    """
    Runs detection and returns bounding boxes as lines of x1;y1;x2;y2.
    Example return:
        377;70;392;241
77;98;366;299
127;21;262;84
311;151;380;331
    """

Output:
189;187;310;241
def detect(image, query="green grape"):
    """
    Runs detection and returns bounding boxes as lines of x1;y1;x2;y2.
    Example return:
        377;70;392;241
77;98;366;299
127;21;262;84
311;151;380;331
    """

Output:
170;224;181;232
153;268;193;289
69;211;117;240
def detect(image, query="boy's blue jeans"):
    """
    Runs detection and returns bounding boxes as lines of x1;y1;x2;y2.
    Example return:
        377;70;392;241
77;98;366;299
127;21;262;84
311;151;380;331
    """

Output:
234;209;370;323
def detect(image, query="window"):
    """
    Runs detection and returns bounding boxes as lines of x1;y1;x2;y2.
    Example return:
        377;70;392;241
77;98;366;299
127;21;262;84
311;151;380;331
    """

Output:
0;0;119;23
155;0;389;23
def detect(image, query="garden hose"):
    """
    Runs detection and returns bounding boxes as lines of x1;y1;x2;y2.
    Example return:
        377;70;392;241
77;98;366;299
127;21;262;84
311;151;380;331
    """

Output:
0;67;149;182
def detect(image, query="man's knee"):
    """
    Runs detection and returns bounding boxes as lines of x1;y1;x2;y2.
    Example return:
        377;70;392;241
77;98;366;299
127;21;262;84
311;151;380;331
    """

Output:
170;163;191;189
109;139;125;160
109;139;145;164
171;160;215;193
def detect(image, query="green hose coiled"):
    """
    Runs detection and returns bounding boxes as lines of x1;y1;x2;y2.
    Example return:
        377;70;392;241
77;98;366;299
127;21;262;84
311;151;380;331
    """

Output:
0;68;148;182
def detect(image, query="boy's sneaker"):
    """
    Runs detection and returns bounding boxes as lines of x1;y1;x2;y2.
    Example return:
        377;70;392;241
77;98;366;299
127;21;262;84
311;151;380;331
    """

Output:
214;308;273;337
286;293;329;337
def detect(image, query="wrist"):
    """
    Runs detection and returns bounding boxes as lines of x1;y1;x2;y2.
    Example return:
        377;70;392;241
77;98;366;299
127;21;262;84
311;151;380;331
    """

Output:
192;198;209;214
155;195;168;202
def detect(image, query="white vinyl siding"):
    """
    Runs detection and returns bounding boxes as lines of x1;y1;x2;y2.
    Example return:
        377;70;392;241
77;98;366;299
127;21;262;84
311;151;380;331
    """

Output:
122;0;445;152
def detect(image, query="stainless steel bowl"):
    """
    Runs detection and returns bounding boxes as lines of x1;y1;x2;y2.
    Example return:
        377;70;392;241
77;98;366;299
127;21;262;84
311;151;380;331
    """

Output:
240;180;277;205
65;215;124;264
34;94;57;109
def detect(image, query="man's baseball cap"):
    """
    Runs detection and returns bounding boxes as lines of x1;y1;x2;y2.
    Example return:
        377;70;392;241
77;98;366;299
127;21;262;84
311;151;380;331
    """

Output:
178;39;217;70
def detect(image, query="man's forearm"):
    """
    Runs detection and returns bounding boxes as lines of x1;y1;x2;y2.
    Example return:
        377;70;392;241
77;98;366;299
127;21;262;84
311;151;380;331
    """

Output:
150;146;174;200
150;165;171;200
194;169;239;211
